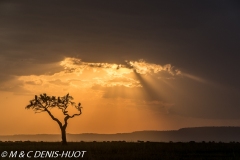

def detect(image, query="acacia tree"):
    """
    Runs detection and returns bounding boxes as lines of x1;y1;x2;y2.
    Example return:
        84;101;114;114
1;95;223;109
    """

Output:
26;93;82;145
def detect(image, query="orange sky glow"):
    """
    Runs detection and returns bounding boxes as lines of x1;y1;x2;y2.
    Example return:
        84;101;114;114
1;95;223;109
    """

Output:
1;57;240;135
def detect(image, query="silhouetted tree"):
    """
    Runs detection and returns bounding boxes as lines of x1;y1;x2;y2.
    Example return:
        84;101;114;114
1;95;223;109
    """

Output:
26;93;82;145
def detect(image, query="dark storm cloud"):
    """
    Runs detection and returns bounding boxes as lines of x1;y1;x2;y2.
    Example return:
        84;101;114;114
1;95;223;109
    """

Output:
0;0;239;118
1;0;239;77
167;77;240;119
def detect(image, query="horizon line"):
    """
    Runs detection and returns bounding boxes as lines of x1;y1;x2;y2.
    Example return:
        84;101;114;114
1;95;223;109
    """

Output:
1;126;240;136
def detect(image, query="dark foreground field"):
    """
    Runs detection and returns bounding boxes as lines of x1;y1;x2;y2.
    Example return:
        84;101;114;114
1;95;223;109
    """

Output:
1;142;240;160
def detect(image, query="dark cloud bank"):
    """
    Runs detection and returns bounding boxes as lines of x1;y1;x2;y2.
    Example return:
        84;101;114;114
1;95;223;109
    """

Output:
0;0;239;119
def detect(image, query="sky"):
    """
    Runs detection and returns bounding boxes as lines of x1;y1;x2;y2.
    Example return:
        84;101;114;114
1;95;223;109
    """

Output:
0;0;240;135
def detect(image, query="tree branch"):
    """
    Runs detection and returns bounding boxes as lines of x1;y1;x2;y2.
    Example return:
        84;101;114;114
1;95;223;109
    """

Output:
68;112;82;118
62;107;82;128
45;109;62;127
26;93;82;130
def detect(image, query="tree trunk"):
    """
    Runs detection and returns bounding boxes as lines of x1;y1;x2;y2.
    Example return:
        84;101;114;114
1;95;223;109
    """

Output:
61;127;67;145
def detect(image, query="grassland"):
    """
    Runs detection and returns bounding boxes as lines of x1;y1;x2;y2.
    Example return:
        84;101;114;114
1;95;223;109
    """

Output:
0;141;240;160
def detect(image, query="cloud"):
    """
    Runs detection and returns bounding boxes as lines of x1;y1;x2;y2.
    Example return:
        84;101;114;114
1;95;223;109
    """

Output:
58;57;182;88
61;57;180;76
48;79;69;86
0;76;29;93
15;57;181;98
127;59;181;77
25;80;43;85
58;57;141;88
2;57;240;120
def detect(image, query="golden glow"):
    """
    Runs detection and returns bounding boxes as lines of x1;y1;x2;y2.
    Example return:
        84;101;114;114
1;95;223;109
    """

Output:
127;59;179;76
0;57;187;135
6;58;182;133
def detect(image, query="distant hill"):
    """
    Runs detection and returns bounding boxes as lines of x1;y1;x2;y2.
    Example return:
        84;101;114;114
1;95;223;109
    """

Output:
1;127;240;142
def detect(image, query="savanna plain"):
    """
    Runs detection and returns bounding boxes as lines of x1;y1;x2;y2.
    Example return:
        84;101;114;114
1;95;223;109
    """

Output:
1;141;240;160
